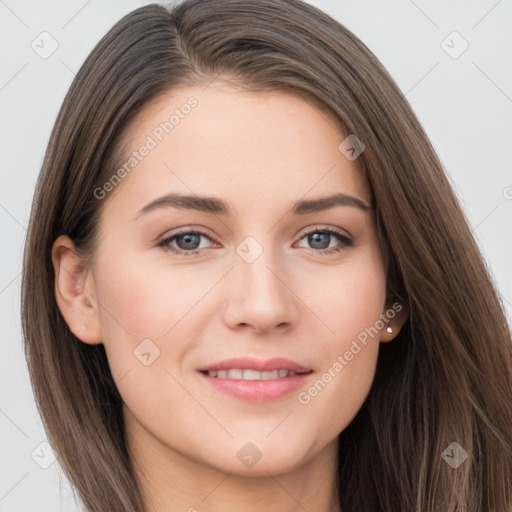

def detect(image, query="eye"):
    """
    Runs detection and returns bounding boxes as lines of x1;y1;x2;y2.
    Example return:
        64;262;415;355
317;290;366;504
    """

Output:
157;226;354;256
158;229;218;255
295;226;354;254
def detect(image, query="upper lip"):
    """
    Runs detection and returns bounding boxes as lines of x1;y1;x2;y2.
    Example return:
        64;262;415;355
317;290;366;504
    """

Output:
197;357;312;373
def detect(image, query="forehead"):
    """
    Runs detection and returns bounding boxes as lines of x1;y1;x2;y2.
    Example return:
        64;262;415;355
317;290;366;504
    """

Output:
105;82;370;218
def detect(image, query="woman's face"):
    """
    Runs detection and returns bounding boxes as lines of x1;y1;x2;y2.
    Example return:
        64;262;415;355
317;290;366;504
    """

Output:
70;82;397;476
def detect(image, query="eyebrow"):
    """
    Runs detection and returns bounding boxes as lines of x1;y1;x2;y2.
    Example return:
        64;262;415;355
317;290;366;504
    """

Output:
136;192;372;218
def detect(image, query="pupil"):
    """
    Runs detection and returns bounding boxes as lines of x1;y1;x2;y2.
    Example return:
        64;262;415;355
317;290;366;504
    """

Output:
309;232;329;249
177;233;200;250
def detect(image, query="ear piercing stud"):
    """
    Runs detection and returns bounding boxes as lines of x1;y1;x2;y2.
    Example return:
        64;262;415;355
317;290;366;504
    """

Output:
386;326;393;334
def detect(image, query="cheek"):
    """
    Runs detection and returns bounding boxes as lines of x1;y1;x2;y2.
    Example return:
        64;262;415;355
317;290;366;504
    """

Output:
92;248;232;398
305;245;386;349
295;249;386;433
92;252;203;378
94;249;218;338
92;254;209;428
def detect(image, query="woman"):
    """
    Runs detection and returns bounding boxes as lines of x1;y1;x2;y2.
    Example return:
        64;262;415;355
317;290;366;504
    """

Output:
21;0;512;511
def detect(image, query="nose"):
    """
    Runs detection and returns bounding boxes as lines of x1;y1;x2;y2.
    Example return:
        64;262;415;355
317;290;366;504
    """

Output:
222;246;299;334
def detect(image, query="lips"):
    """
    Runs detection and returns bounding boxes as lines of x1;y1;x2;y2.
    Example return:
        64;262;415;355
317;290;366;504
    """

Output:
197;357;313;402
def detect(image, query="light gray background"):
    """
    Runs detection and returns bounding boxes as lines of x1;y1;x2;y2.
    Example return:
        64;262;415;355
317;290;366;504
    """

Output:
1;1;511;510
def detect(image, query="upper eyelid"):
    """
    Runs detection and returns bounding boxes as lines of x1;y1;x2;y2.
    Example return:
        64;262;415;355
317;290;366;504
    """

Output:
160;225;351;242
160;226;217;241
159;228;218;247
299;225;351;238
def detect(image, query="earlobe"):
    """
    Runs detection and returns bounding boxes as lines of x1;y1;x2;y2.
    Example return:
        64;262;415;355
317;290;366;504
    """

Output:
379;299;409;343
380;323;399;343
52;235;103;344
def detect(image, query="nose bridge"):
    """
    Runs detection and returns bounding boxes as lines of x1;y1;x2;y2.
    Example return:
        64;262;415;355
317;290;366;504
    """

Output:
223;235;297;332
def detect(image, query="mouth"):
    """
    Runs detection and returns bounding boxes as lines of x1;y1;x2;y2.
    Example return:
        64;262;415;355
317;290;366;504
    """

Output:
197;357;313;402
200;368;310;380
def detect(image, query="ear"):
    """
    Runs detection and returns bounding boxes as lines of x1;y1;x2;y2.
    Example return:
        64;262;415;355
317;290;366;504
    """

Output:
51;235;103;344
379;298;409;343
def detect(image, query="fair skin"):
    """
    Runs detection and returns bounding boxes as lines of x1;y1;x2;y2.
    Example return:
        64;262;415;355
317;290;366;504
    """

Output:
52;82;406;512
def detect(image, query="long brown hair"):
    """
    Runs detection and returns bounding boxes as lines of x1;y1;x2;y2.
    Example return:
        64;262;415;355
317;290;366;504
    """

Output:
21;1;512;510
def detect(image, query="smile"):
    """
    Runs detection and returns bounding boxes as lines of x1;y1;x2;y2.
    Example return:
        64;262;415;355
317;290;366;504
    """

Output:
197;357;313;402
202;369;306;380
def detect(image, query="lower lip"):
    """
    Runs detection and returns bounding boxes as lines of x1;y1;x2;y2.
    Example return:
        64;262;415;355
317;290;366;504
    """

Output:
198;371;312;403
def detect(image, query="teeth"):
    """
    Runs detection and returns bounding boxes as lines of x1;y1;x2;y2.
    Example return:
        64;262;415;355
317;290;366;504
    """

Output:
205;369;299;380
243;369;261;380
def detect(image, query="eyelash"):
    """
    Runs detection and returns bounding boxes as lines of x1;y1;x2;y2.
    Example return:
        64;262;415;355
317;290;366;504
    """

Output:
158;226;354;256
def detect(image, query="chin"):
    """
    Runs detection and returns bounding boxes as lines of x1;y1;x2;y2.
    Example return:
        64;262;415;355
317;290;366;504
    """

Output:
203;438;319;477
